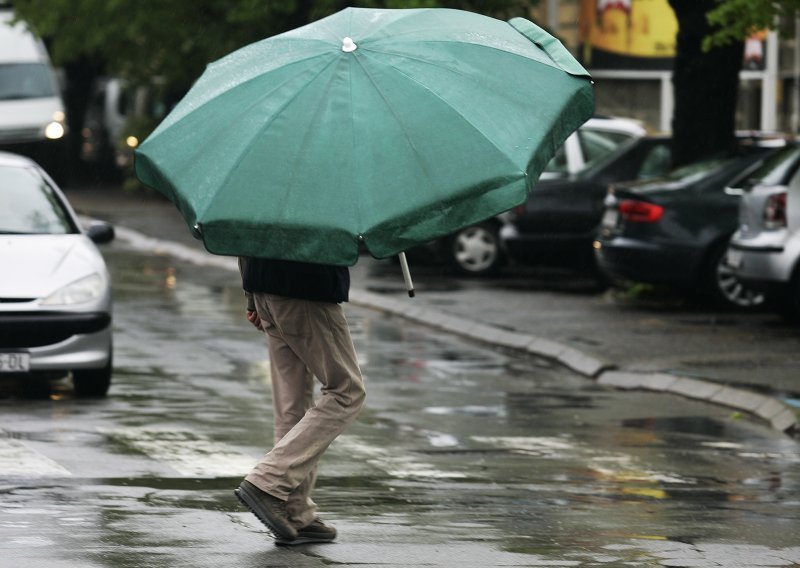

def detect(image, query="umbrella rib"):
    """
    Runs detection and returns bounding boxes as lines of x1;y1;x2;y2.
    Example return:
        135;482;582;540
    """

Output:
351;55;442;212
364;44;551;108
360;49;524;175
157;50;335;137
196;56;344;224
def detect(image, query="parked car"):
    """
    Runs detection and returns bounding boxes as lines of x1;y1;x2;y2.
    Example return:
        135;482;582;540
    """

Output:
0;152;115;396
594;144;785;309
409;116;647;275
500;134;672;276
727;144;800;319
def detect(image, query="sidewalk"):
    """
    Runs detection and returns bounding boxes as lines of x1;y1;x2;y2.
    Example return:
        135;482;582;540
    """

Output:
64;183;800;434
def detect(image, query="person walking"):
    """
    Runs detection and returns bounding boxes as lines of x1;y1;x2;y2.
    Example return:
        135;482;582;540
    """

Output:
235;256;366;545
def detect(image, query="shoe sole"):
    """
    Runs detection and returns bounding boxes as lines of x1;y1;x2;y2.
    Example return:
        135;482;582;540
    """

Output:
275;535;336;546
234;485;297;541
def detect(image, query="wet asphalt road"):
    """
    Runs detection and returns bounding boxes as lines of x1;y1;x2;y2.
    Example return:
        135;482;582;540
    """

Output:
1;241;799;567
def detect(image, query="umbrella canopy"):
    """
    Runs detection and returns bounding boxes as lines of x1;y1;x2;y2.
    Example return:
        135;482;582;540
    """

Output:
135;7;594;265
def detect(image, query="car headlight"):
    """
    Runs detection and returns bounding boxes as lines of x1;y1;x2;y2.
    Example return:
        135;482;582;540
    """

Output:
41;273;105;306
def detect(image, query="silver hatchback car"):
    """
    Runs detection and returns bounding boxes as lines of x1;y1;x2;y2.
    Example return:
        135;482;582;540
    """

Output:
727;144;800;320
0;151;114;395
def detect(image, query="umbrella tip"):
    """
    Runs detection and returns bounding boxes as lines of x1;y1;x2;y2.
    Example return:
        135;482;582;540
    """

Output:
342;37;358;53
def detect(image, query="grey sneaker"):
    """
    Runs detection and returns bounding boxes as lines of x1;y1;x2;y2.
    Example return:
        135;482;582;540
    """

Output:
234;480;298;541
275;518;337;546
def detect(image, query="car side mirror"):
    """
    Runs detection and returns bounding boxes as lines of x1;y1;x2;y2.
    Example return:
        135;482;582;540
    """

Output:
86;221;115;244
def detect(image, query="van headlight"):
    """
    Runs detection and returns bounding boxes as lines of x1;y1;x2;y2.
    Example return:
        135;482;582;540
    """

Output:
44;111;67;140
44;121;66;140
41;274;105;305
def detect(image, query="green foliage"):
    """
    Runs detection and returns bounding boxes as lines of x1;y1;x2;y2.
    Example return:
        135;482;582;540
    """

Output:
12;0;531;92
705;0;800;50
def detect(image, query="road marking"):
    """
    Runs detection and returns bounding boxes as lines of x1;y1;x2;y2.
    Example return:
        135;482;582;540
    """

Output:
100;427;256;478
0;431;72;477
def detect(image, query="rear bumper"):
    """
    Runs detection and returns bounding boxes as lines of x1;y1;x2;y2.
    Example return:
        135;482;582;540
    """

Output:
594;237;702;287
501;225;596;265
727;233;796;283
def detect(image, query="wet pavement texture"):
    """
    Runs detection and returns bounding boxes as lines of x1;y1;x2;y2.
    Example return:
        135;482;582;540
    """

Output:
62;185;800;404
1;241;799;567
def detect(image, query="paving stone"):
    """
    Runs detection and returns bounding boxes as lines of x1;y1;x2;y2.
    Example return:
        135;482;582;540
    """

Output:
710;387;773;412
597;371;645;390
771;408;799;433
753;398;789;421
525;336;567;359
666;377;724;400
557;347;608;377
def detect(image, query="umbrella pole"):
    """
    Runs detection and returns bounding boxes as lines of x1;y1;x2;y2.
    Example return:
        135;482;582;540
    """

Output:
398;252;415;298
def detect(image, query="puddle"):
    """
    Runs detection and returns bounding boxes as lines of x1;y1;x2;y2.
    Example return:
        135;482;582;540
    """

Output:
622;416;732;438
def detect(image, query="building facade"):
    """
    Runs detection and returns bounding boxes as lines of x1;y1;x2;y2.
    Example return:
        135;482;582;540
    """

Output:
529;0;794;135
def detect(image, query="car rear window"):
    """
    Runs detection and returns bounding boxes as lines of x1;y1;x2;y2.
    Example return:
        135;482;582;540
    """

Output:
0;166;77;234
661;158;732;184
738;145;800;191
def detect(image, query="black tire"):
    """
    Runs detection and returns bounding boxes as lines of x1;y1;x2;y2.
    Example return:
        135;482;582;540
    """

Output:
72;357;112;397
701;242;766;310
447;222;504;276
780;269;800;322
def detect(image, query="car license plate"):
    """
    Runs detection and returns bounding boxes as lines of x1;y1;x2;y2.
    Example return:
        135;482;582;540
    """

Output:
0;352;30;373
726;249;743;269
601;208;619;228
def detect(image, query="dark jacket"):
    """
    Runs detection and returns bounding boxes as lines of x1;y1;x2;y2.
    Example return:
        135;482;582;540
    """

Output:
239;257;350;306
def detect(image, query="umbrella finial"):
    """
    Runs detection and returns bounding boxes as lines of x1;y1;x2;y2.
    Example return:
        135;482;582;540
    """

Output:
342;37;358;53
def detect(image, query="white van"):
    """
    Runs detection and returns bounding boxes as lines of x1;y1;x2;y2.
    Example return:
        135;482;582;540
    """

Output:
0;9;67;179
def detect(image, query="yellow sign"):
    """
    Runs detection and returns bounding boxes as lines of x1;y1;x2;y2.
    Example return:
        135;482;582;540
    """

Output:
579;0;677;69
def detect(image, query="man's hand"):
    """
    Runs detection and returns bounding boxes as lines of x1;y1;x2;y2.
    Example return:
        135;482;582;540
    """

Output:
246;309;263;331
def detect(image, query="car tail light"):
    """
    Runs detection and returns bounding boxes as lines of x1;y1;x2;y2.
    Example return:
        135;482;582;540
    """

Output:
618;199;664;223
764;192;787;229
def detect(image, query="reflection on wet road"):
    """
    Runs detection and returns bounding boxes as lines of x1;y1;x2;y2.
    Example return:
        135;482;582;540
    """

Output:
1;243;798;567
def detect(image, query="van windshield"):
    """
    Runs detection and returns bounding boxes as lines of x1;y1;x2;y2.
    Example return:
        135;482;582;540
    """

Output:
0;63;57;100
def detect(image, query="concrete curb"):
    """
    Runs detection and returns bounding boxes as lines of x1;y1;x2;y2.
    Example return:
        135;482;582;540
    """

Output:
104;222;799;436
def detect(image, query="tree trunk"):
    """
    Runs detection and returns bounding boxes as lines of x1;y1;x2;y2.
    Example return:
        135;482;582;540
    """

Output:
668;0;743;168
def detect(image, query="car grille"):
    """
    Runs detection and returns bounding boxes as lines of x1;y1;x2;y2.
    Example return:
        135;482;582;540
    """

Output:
0;312;111;348
0;127;43;144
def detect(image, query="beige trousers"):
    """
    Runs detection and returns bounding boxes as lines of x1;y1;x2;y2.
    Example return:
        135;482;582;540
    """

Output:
245;293;365;528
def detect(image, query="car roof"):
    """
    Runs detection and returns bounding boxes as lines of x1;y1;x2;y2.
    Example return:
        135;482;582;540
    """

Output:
582;116;647;137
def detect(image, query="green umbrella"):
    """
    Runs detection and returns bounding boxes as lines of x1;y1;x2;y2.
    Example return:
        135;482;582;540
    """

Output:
135;7;593;291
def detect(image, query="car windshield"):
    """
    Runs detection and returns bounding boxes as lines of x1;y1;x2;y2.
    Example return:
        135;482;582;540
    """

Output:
737;145;800;191
0;63;58;100
578;129;635;170
0;165;77;234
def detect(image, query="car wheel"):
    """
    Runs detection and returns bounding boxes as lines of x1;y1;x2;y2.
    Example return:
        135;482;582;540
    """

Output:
72;357;112;397
703;243;766;309
448;222;504;276
780;269;800;322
